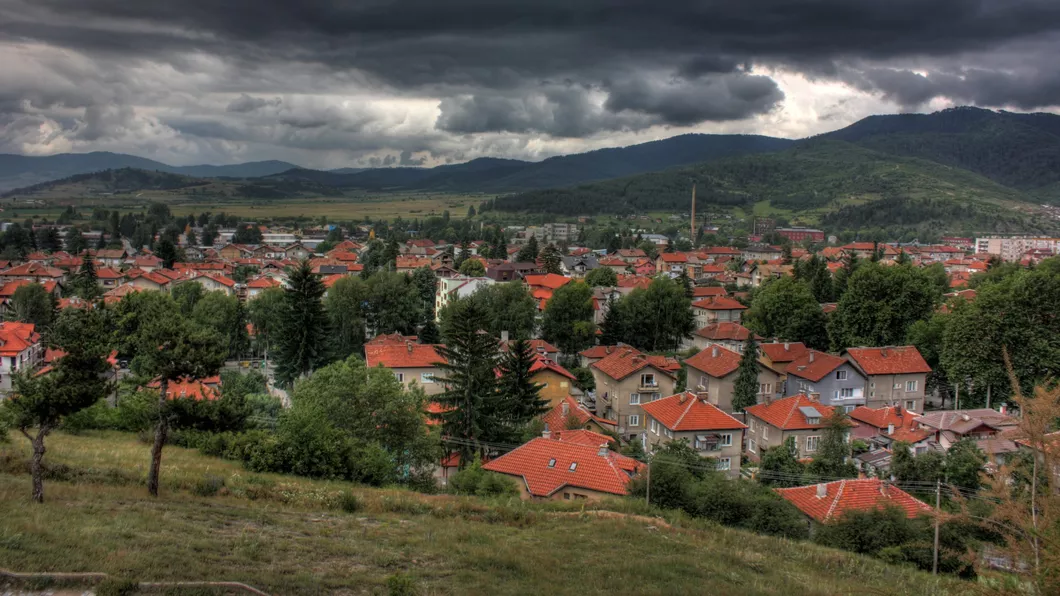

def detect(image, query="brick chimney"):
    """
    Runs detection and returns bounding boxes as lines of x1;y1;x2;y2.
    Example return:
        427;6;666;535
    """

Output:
783;342;790;350
678;393;687;404
816;483;828;498
711;345;719;358
407;342;414;353
809;351;815;363
697;390;709;403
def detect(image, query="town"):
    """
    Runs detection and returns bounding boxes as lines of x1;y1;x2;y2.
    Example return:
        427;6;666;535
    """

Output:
0;205;1057;592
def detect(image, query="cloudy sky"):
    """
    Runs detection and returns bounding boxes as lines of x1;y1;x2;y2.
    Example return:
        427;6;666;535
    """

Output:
2;0;1059;168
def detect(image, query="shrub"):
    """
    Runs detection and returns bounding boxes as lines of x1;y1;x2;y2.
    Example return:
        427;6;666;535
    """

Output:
448;457;518;497
191;474;225;497
95;577;139;596
386;573;420;596
338;491;361;514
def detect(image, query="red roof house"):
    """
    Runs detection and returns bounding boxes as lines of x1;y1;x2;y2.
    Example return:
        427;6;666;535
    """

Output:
482;437;643;500
776;478;931;523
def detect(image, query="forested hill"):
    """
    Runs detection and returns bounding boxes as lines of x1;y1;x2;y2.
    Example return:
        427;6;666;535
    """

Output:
816;106;1060;200
266;134;794;192
496;140;1052;233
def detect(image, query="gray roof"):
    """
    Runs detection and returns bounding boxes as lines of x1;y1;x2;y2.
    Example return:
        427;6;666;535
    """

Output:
798;406;822;420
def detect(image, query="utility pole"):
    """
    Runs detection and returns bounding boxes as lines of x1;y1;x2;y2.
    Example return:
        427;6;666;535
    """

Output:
933;479;941;575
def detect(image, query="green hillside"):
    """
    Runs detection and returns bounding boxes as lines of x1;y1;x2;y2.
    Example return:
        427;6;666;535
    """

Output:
497;140;1055;233
0;431;967;595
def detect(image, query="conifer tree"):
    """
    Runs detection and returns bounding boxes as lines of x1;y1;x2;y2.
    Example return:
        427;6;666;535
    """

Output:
496;339;548;437
74;252;100;300
731;335;760;412
516;236;538;263
275;259;330;386
539;243;563;275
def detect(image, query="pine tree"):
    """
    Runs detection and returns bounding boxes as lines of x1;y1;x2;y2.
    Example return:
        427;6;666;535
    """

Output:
431;300;501;466
275;259;330;386
539;243;562;275
74;253;100;300
496;339;548;438
418;319;441;344
95;232;107;250
676;270;694;297
516;236;538;263
731;336;760;412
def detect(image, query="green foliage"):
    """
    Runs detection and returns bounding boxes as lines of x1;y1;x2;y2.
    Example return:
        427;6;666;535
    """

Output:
539;243;563;275
247;287;285;353
731;336;760;412
758;437;806;487
584;266;618;287
4;282;57;329
338;491;361;513
191;474;225;497
829;263;941;350
71;253;101;300
495;339;549;440
458;258;486;276
325;275;368;361
448;457;519;497
232;223;263;244
171;281;205;316
439;281;538;342
387;572;421;596
805;410;857;482
515;236;538;263
275;259;330;386
793;254;834;302
744;277;828;350
363;271;425;336
598;277;694;352
944;438;986;492
541;281;596;355
191;291;249;359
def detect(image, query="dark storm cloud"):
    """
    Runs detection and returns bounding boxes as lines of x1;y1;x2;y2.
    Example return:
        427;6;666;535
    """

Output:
2;0;1060;163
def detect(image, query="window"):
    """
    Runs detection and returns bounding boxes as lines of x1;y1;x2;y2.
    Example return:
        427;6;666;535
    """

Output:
893;383;902;389
749;419;757;432
548;458;556;468
905;400;916;411
650;420;659;434
652;393;661;401
628;415;640;427
395;372;404;382
762;426;769;440
719;433;733;447
716;458;731;471
664;428;673;438
758;383;772;394
700;375;709;388
420;372;435;384
806;436;820;452
640;373;657;387
563;492;571;500
839;387;854;398
836;370;848;380
629;393;641;405
748;439;757;454
843;405;856;413
906;380;918;392
569;462;578;472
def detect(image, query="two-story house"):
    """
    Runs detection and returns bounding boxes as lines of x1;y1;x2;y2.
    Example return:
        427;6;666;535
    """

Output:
527;356;578;408
684;344;783;412
758;342;809;375
913;409;1019;451
744;394;842;461
849;405;934;454
690;322;761;352
641;391;747;478
591;347;679;441
0;322;43;394
364;340;446;396
690;296;747;327
542;396;619;435
842;346;931;412
656;252;688;275
784;350;867;412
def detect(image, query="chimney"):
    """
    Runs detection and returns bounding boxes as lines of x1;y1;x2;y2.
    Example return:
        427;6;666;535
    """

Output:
712;346;719;358
697;391;709;403
501;330;509;343
561;402;569;416
809;392;820;402
894;405;902;417
598;444;609;457
784;342;790;350
999;403;1007;415
407;342;414;353
887;423;895;435
809;351;815;363
542;425;551;439
816;483;827;498
679;393;687;404
881;348;888;357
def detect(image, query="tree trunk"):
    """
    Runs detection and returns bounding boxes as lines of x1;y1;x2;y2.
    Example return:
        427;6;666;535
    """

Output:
29;427;48;503
147;379;169;497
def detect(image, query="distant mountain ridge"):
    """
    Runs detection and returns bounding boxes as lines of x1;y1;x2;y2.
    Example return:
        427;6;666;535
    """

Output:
0;152;302;192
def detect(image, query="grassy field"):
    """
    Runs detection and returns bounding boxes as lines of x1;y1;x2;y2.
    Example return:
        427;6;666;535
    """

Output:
0;431;972;595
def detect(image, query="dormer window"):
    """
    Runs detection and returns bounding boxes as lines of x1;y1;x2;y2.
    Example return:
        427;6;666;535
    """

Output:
569;462;578;472
548;458;556;468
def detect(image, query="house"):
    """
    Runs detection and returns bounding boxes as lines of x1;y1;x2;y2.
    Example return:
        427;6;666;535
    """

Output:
656;252;687;275
146;375;223;401
854;449;894;478
541;395;618;435
246;275;283;299
913;409;1019;451
641;391;747;478
744;394;842;461
560;255;598;278
486;262;538;282
691;286;728;299
92;248;129;268
527;355;578;408
0;280;59;314
434;276;494;320
579;344;634;369
758;342;809;374
396;255;433;274
749;263;794;287
124;269;174;292
776;479;931;527
690;296;747;326
523;273;571;310
842;346;931;412
0;263;66;285
850;405;934;454
683;344;782;412
172;273;238;296
482;437;642;501
615;248;646;263
591;346;680;440
784;350;867;411
741;244;783;262
103;284;145;305
0;322;43;393
690;322;761;352
218;244;252;261
285;243;312;261
501;337;560;364
364;340;446;396
598;256;629;274
96;267;124;289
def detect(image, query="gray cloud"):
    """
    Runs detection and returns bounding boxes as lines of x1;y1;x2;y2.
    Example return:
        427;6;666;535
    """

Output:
226;94;281;113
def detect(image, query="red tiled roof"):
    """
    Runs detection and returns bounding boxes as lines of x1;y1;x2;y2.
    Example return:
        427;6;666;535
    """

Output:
844;346;931;376
684;344;742;378
591;346;679;380
787;350;847;382
0;322;39;356
1;262;64;278
659;253;687;263
691;286;728;298
551;429;617;448
850;405;932;443
368;333;419;345
691;296;747;311
579;345;640;359
616;275;652;289
95;267;123;279
693;322;759;342
529;355;576;380
483;437;642;497
395;256;432;269
524;273;571;290
246;276;282;289
776;479;931;523
147;376;222;401
745;394;836;431
641;392;747;432
759;342;809;364
364;342;445;369
542;396;617;432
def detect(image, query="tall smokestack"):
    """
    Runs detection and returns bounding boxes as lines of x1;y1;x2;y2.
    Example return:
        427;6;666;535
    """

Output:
690;183;697;244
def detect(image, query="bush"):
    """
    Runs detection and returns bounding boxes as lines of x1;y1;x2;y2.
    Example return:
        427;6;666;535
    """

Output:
95;577;139;596
448;457;518;497
191;474;225;497
338;491;361;514
386;572;420;596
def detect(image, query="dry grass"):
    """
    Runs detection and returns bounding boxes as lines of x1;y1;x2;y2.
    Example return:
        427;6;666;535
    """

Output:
0;431;971;595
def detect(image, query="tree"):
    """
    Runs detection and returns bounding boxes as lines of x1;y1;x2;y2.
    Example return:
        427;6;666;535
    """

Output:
806;410;857;481
185;228;198;246
743;276;829;349
431;300;502;465
585;266;618;287
458;258;486;277
155;238;179;269
945;438;986;492
325;275;367;361
409;266;438;316
439;282;538;342
191;291;249;359
134;311;226;496
495;339;548;440
72;252;101;300
515;236;539;263
109;211;121;239
541;281;596;355
171;281;205;316
758;437;805;487
364;272;423;336
539;243;563;274
201;224;218;247
232;224;263;245
731;336;760;412
5;283;56;329
5;309;112;502
793;254;834;303
829;262;940;350
418;319;441;344
600;277;695;352
247;287;285;357
275;259;330;386
64;227;87;254
36;227;61;252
